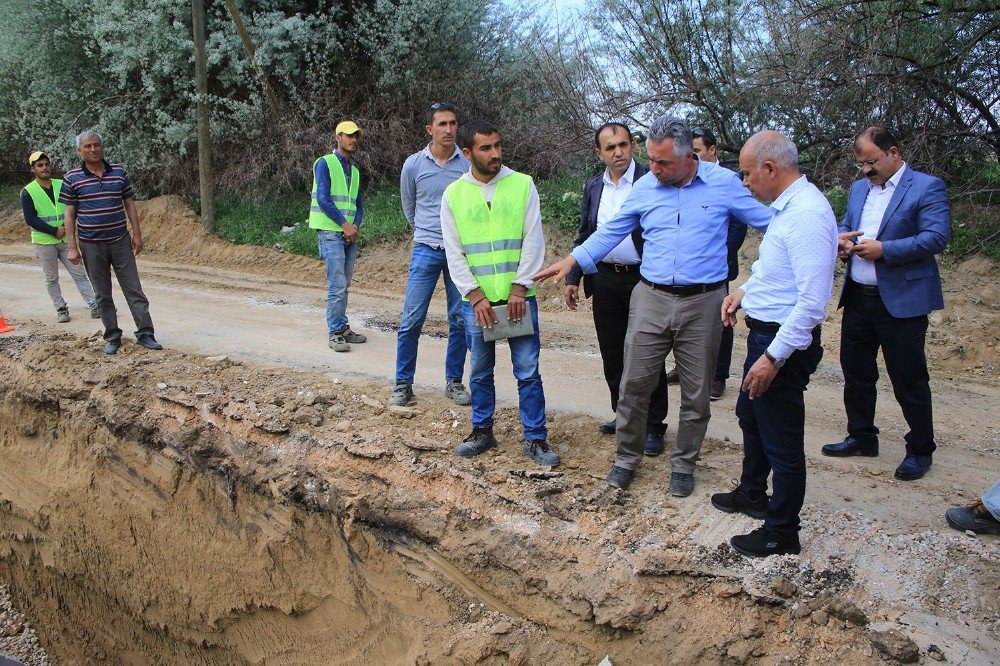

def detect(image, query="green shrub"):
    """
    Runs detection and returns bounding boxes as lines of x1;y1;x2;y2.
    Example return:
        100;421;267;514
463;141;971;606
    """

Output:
537;176;585;231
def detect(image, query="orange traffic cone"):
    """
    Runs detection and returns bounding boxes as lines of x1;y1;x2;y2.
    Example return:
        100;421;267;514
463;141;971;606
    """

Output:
0;309;15;334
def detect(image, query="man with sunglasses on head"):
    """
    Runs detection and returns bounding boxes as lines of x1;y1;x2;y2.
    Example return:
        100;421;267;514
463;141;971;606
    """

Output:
822;126;950;482
21;150;98;323
390;102;472;407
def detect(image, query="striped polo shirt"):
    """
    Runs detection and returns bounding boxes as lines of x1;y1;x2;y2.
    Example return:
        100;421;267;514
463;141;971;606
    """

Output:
59;160;134;243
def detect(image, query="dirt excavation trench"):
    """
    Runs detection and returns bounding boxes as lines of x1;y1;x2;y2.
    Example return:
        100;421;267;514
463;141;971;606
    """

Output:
0;332;962;665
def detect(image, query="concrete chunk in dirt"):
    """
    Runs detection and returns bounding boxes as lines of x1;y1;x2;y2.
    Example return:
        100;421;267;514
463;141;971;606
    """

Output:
869;628;920;663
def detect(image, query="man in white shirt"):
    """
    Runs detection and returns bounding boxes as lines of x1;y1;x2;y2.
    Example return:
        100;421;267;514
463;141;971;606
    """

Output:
564;123;668;450
712;130;836;557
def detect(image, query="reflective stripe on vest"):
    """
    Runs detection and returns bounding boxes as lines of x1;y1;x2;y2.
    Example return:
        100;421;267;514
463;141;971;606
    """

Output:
23;180;65;246
445;172;536;303
309;153;360;231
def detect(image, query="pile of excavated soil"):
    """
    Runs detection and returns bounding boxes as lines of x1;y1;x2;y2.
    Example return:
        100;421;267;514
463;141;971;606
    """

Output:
1;331;997;664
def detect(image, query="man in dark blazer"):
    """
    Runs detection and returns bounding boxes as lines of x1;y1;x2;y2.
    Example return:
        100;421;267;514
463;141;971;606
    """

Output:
822;126;950;481
565;122;669;453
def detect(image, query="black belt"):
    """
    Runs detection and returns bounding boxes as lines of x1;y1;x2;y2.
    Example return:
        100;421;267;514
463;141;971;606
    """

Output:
598;262;639;273
640;278;725;297
745;316;821;336
847;279;880;296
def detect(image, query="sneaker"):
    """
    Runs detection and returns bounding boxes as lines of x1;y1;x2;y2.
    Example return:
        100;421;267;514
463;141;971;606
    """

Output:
669;472;695;497
136;335;164;350
599;419;616;435
329;333;350;352
389;382;414;406
454;427;498;458
711;482;770;519
605;465;634;490
664;367;679;384
445;381;471;406
103;339;121;355
57;307;70;323
90;305;101;319
644;431;665;457
945;500;1000;535
339;327;367;344
730;527;801;557
710;379;726;401
522;439;561;467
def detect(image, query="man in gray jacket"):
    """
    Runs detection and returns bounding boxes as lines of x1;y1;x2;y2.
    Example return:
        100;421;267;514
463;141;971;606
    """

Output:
390;102;472;407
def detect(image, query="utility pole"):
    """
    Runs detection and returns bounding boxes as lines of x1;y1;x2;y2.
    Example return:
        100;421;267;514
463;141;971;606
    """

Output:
223;0;282;114
192;0;214;231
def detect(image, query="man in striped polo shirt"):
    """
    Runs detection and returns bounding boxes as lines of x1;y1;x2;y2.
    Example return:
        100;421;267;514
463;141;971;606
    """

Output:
20;150;98;322
63;130;162;355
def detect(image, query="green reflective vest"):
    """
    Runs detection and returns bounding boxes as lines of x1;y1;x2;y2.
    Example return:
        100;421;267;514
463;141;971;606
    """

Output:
309;153;359;231
446;172;536;303
23;180;65;245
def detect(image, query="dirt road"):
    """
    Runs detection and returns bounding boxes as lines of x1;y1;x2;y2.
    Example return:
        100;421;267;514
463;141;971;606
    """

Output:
0;197;998;663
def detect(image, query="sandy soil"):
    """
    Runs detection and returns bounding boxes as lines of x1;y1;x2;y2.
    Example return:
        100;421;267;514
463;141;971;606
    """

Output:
0;197;997;664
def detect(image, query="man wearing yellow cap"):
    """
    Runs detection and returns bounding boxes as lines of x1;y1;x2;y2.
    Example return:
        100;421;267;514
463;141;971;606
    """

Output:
310;120;369;352
20;151;98;323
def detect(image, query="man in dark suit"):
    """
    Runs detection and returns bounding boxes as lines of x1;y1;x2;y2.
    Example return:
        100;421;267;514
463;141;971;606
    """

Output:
822;126;950;481
565;122;669;454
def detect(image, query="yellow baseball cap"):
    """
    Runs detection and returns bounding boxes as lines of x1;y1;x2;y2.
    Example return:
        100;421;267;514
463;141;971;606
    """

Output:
335;120;364;137
29;150;49;165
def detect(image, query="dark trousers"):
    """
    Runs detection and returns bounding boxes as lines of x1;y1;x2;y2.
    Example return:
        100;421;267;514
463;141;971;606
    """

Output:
737;327;823;537
591;264;668;433
840;281;935;456
714;283;734;380
79;233;155;343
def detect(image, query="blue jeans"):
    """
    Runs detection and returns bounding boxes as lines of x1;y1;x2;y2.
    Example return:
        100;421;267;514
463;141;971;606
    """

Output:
736;327;823;537
395;243;467;383
318;230;358;334
462;296;546;440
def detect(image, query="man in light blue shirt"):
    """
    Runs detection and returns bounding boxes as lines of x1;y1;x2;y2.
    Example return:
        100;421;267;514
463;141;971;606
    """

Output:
534;115;772;496
711;130;836;558
390;102;472;407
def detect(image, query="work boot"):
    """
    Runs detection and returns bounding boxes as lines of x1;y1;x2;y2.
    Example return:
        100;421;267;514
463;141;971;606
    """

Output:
57;307;70;323
945;500;1000;535
605;465;634;490
730;527;801;557
389;382;415;406
644;430;666;456
103;339;121;355
454;427;497;458
599;419;616;435
445;380;471;406
329;332;350;352
136;335;163;350
522;439;561;467
669;472;695;497
711;482;770;519
339;327;367;344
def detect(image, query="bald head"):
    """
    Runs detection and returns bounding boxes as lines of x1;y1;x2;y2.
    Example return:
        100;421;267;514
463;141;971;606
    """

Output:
738;131;801;203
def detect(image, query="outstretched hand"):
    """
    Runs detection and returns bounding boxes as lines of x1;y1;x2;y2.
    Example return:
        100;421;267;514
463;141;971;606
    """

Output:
532;256;578;285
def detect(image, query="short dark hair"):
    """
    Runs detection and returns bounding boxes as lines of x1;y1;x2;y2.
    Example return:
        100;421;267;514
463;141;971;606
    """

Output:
691;127;717;148
426;101;457;126
458;119;498;150
855;126;898;152
594;122;632;148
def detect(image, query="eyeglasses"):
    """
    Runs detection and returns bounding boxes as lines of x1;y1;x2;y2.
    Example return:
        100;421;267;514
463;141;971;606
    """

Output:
429;102;456;112
854;154;885;170
691;127;707;138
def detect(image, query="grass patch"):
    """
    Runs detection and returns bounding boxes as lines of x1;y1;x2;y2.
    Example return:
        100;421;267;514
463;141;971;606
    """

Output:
537;175;586;231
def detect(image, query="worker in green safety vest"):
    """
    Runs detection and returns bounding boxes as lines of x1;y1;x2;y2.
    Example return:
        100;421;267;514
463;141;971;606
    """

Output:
310;120;369;352
20;151;98;323
441;119;560;468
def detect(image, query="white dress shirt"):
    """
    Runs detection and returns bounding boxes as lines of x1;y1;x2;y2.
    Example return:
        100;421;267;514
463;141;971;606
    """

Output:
440;166;545;297
850;163;907;285
596;160;640;265
740;176;837;361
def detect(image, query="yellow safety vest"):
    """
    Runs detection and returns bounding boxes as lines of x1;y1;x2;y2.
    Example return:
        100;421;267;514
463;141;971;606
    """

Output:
445;172;536;302
23;180;65;245
309;153;360;230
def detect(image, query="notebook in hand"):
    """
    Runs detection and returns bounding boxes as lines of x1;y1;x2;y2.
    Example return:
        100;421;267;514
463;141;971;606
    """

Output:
481;305;534;341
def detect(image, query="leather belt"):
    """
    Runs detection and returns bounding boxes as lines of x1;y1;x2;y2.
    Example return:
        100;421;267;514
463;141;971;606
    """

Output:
598;262;638;273
848;279;880;296
745;316;821;336
640;278;725;297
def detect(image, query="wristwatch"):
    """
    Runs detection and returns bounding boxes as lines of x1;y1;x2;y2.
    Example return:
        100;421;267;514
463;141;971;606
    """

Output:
763;350;785;369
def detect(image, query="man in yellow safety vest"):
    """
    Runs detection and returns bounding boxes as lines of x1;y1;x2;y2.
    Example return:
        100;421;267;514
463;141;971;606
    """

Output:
441;119;559;468
20;151;97;323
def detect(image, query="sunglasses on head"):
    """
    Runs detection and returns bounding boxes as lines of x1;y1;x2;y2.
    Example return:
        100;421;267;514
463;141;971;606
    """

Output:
429;102;456;112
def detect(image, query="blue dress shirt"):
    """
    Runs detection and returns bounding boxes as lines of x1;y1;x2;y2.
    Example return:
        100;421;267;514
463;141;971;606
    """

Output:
572;159;771;285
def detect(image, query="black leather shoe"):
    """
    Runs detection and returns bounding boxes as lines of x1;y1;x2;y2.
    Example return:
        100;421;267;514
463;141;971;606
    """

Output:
895;454;932;480
821;437;878;457
605;465;634;490
730;527;801;557
644;431;665;456
136;335;164;350
599;419;616;435
103;340;121;355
